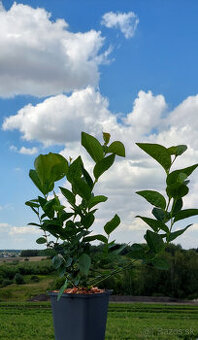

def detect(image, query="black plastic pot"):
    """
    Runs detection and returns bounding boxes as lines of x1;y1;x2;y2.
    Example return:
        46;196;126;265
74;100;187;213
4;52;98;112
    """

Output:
49;291;110;340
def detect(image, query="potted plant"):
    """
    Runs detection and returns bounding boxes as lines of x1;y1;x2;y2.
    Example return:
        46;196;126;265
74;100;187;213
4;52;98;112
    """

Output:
26;135;198;340
26;131;126;340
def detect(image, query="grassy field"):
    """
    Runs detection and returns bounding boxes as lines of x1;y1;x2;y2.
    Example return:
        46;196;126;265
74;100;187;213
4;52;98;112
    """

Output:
0;276;55;301
0;256;47;264
0;302;197;340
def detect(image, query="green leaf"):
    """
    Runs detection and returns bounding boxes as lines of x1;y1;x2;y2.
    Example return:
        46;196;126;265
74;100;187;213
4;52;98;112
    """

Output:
88;195;108;209
136;143;171;173
174;209;198;222
136;216;169;233
168;145;187;156
82;167;93;189
33;153;68;194
36;237;47;244
52;254;64;269
166;183;189;199
67;156;83;183
83;234;108;243
72;178;91;201
108;141;125;157
57;279;68;301
172;198;183;216
166;164;198;185
29;169;47;195
25;200;39;208
43;198;57;218
136;190;166;210
81;213;95;228
59;211;74;222
59;187;76;205
144;230;165;253
78;253;91;276
104;214;120;235
152;208;170;223
28;222;40;227
38;196;47;209
94;154;115;179
168;224;192;241
81;132;104;162
103;132;111;145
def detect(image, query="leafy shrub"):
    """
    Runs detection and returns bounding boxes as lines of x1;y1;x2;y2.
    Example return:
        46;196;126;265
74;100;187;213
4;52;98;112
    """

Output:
14;273;25;284
1;279;13;287
30;275;40;283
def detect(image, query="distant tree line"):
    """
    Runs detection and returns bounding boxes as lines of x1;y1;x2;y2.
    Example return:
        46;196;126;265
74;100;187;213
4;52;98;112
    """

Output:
3;244;198;299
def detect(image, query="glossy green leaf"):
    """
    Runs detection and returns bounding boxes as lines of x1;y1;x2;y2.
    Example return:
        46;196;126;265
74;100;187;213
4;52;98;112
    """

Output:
34;153;68;194
72;178;91;201
104;214;120;235
81;213;95;228
52;254;64;269
152;208;170;223
167;164;198;185
81;132;104;162
43;198;57;218
136;216;169;233
38;196;47;208
78;253;91;276
82;167;93;189
25;200;39;208
36;237;47;244
166;183;189;199
172;198;183;216
83;234;108;243
168;145;187;156
174;209;198;222
28;222;40;227
168;224;192;241
88;195;108;209
29;169;47;195
59;187;76;205
103;132;111;145
144;230;165;253
93;154;115;179
136;143;171;173
67;156;83;183
108;141;125;157
136;190;166;210
57;279;68;301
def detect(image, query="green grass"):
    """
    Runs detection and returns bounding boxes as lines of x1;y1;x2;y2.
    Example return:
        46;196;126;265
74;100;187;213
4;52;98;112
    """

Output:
0;276;55;301
0;302;197;339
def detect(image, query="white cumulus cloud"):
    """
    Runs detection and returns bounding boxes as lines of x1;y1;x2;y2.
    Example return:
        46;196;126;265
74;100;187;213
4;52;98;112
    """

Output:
101;11;139;39
10;145;38;155
3;87;118;146
0;2;107;98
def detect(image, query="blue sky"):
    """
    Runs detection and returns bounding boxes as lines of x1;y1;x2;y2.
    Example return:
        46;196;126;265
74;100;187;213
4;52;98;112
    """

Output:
0;0;198;249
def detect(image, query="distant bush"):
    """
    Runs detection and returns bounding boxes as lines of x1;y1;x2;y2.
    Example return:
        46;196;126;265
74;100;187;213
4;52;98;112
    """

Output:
1;279;13;287
14;273;25;285
30;275;40;283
